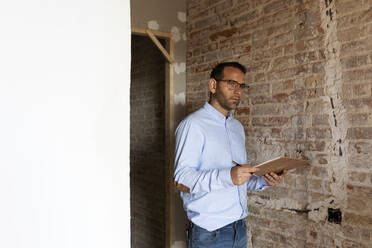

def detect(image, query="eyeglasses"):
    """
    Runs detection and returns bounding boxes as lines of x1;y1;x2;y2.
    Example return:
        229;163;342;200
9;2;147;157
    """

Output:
218;79;248;90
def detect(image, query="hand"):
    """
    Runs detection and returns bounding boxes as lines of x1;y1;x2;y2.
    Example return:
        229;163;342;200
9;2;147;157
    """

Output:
174;181;190;193
263;170;286;186
230;164;259;185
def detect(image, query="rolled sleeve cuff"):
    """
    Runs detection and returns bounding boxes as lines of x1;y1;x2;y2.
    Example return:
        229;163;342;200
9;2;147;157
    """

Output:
258;176;270;190
221;167;235;187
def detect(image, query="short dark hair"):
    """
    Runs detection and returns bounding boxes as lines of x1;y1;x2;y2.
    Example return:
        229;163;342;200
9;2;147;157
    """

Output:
210;62;246;81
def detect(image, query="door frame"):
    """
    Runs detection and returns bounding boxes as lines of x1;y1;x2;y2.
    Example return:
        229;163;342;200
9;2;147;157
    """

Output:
131;27;175;248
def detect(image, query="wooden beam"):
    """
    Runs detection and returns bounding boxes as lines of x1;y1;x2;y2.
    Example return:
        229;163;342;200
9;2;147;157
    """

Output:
165;37;175;248
131;27;172;38
146;29;174;64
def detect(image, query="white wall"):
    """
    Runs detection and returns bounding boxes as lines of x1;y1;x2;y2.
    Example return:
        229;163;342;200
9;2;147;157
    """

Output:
0;1;130;247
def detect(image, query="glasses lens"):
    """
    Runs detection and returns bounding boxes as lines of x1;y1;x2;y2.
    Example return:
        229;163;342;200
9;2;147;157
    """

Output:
221;80;247;89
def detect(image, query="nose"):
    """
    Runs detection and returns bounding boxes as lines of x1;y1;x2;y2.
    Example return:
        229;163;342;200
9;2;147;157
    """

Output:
234;86;242;96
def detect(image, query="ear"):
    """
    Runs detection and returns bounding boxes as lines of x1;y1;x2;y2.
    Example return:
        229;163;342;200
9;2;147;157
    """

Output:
209;78;217;94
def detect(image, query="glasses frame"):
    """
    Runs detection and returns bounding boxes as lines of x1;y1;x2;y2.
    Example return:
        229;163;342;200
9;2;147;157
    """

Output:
218;79;248;90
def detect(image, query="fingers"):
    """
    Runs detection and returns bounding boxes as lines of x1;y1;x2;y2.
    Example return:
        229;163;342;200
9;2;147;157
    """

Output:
174;181;190;193
263;171;284;186
230;165;256;185
239;164;260;173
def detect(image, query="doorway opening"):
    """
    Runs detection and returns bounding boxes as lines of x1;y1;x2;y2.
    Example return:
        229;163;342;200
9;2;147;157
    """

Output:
130;29;174;248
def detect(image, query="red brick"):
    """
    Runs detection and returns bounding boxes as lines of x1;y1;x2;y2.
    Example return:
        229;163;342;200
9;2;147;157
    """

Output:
312;114;330;126
346;127;372;139
283;128;304;140
311;166;328;177
295;36;324;52
252;104;280;115
338;27;362;42
311;62;324;73
348;155;372;169
344;212;372;228
348;171;368;183
306;127;332;139
341;55;368;69
246;60;271;72
308;178;322;191
294;26;319;41
342;239;369;248
273;93;289;102
305;141;326;151
347;184;372;198
295;51;317;65
306;87;325;98
253;46;283;60
252;117;289;127
269;32;293;47
272;80;294;92
360;6;372;23
348;113;372;126
248;83;270;95
342;225;361;240
353;83;371;97
271;128;281;138
337;0;364;17
252;37;269;49
267;21;295;37
338;12;364;29
343;98;372;110
235;107;250;116
209;27;238;41
263;0;292;14
251;95;277;104
232;44;251;55
246;215;270;228
272;56;295;70
230;10;258;26
341;37;372;56
254;72;266;82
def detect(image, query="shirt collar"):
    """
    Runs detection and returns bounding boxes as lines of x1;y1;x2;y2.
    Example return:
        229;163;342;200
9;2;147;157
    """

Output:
203;102;233;122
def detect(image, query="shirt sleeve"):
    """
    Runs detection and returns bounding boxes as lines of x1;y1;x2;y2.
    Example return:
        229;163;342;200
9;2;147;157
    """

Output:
174;118;235;194
246;175;270;191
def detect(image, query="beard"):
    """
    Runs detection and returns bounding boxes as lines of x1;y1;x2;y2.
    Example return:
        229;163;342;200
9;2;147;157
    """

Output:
214;88;240;111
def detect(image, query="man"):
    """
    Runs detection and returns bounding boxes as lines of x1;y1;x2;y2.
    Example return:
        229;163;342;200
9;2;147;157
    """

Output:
174;62;285;248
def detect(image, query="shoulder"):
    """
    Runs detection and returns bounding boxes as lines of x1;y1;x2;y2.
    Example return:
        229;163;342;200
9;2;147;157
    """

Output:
231;116;244;128
176;108;206;131
230;117;245;132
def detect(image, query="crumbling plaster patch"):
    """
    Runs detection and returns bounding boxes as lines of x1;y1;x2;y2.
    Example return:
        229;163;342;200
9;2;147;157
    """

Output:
171;26;181;42
174;62;186;74
147;20;160;30
315;0;349;221
177;12;186;23
174;92;186;105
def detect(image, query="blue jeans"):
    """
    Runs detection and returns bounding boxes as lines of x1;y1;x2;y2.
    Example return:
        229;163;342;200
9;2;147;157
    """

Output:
187;219;247;248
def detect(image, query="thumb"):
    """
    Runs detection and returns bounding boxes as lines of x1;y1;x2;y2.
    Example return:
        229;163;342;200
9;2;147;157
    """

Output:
240;164;260;173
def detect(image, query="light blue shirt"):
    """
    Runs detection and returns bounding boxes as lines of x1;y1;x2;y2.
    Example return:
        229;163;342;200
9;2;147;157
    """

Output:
174;102;269;231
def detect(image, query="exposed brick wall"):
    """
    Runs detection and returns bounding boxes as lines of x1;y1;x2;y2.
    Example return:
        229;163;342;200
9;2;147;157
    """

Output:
130;35;166;248
186;0;372;247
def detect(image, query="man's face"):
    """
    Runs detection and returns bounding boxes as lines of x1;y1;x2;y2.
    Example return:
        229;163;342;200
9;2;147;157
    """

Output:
214;66;245;112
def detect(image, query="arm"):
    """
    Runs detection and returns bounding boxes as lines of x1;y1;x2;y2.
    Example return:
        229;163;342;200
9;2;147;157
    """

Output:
245;170;287;191
246;175;270;191
174;119;234;194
